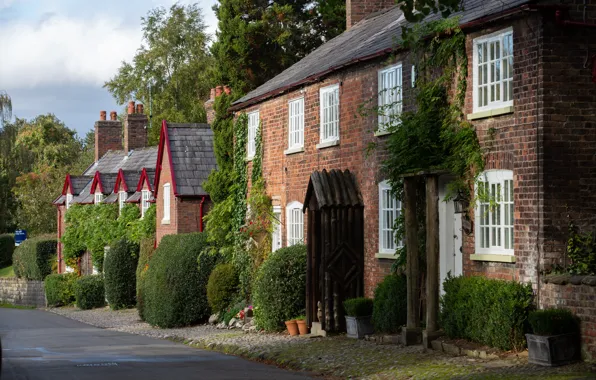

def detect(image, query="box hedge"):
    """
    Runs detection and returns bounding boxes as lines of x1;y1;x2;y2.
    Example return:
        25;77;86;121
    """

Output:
207;263;239;314
529;308;580;336
372;273;407;333
45;273;77;307
136;238;155;320
13;235;57;280
440;275;534;351
74;275;105;310
252;244;307;331
0;234;14;268
104;238;139;310
142;233;217;328
344;297;374;317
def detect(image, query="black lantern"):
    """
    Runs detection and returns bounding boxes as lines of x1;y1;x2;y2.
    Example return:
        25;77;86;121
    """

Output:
453;191;468;214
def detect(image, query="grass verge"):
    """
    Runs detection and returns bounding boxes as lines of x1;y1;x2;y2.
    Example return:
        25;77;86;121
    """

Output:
0;266;14;277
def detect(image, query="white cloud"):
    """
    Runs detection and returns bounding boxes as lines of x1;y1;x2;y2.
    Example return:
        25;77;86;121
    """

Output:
0;0;17;10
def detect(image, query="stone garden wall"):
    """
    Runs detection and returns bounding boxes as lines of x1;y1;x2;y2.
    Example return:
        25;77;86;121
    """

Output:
0;278;46;308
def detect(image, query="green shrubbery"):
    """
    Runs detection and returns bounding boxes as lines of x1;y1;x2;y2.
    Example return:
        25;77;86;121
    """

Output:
440;275;534;351
0;234;14;268
104;238;139;310
207;263;239;314
252;244;307;331
45;273;77;306
136;238;155;320
344;298;373;317
373;273;407;333
529;308;579;336
142;233;218;328
12;235;56;280
75;275;105;310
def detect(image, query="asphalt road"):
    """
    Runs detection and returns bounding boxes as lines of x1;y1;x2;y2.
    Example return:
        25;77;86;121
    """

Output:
0;308;311;380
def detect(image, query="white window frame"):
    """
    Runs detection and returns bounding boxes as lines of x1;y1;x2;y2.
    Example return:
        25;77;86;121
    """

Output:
66;193;73;209
162;183;171;224
141;190;151;218
94;193;104;205
411;65;416;88
286;201;304;247
475;170;514;255
118;191;127;211
378;181;403;254
288;97;304;150
247;111;259;160
272;205;282;253
319;84;340;144
378;64;403;133
472;27;514;113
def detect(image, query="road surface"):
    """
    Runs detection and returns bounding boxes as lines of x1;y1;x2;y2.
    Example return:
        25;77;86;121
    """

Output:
0;308;310;380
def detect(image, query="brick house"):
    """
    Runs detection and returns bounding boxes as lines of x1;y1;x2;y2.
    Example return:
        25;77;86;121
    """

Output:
229;0;596;355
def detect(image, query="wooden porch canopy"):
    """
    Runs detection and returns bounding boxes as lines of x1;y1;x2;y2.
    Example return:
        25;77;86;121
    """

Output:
303;169;364;333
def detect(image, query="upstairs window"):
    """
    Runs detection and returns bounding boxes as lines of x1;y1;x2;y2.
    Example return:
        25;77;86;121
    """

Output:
319;84;340;143
378;64;403;132
66;193;73;209
379;181;403;254
118;191;127;211
141;190;151;218
286;201;304;246
162;183;171;223
473;28;514;112
94;193;103;205
288;98;304;150
247;111;259;159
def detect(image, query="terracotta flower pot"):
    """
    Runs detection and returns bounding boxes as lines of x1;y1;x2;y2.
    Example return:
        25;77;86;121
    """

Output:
296;319;308;335
285;320;299;336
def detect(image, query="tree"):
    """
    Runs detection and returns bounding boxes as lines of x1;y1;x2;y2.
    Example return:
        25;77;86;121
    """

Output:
211;0;345;94
104;3;214;144
398;0;462;23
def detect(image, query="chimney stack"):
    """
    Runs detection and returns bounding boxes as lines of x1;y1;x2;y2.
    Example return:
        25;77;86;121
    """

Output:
205;85;231;125
124;101;148;153
95;110;122;162
346;0;394;29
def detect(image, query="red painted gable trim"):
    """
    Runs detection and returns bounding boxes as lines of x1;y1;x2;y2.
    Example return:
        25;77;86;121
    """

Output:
153;120;178;198
89;171;104;194
61;174;73;195
114;169;128;193
136;167;153;192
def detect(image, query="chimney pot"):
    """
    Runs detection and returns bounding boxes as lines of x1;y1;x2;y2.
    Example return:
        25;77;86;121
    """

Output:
224;86;231;95
100;111;107;121
128;101;135;115
215;86;223;97
110;111;117;121
136;104;144;114
210;88;216;100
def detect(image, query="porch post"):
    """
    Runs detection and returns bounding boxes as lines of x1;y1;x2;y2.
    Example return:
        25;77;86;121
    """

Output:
402;176;422;345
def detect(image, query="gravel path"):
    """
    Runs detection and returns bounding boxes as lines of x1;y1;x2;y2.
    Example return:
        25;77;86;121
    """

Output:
47;307;596;379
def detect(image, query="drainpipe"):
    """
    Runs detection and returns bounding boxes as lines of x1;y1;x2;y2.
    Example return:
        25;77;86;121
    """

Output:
199;196;206;232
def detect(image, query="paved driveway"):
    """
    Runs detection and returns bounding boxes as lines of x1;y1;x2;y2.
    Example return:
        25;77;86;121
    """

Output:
0;308;310;380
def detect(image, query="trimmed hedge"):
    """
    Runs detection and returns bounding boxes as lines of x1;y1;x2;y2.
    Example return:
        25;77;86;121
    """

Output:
45;273;77;306
440;275;534;351
75;275;105;310
529;308;580;336
344;297;373;317
104;239;139;310
373;273;407;333
143;233;217;328
207;263;239;314
13;235;57;280
252;244;307;331
0;234;14;268
136;238;155;320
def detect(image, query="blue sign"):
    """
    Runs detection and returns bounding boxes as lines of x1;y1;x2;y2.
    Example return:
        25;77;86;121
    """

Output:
14;230;27;246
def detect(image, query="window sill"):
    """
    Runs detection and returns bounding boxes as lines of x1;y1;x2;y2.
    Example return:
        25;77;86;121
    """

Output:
470;253;515;263
316;139;340;150
467;106;514;121
376;252;397;260
374;129;392;137
245;156;254;162
284;146;304;155
161;219;171;225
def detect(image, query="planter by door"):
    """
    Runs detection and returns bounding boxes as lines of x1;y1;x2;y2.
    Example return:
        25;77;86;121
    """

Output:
346;316;373;339
285;320;299;336
526;333;580;367
296;319;308;335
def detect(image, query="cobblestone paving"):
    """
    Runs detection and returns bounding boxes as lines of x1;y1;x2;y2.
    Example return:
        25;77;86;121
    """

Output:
48;307;596;379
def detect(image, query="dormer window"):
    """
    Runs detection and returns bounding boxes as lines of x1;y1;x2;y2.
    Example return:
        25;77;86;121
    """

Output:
141;190;151;218
118;191;127;211
66;193;73;209
94;193;104;205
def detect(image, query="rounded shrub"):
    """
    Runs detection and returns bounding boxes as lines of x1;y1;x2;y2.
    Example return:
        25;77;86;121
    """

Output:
45;273;77;307
136;238;155;320
143;233;218;328
252;244;307;331
373;273;407;333
104;239;139;310
207;263;239;314
12;235;57;280
75;275;105;310
0;234;14;268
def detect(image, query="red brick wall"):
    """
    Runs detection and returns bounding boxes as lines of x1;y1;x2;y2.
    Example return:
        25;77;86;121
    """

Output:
124;113;148;153
346;0;395;29
95;120;122;162
57;205;66;273
176;197;210;234
156;143;177;244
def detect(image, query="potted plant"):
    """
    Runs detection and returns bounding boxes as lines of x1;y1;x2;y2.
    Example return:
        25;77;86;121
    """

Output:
343;297;374;339
285;319;299;336
526;308;581;366
294;315;308;335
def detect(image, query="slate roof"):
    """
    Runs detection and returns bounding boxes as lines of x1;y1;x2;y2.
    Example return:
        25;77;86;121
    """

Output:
121;171;142;193
167;123;217;196
73;181;93;204
97;173;118;195
232;0;530;109
83;147;158;175
103;193;118;204
70;176;92;195
126;192;142;203
53;195;66;206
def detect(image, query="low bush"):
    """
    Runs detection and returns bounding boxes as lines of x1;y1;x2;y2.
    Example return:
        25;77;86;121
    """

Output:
0;234;14;268
373;273;407;333
136;238;155;320
12;235;57;280
74;275;105;310
104;239;139;310
207;263;239;314
143;233;218;328
440;275;534;351
344;298;374;317
252;244;307;331
529;308;579;336
45;273;77;306
221;298;246;325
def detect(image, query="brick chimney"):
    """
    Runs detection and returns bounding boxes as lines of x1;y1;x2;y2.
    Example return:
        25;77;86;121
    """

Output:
123;101;148;153
205;85;231;125
346;0;395;29
95;110;122;162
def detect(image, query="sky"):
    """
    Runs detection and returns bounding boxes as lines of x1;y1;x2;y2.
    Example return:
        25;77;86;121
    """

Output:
0;0;218;138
